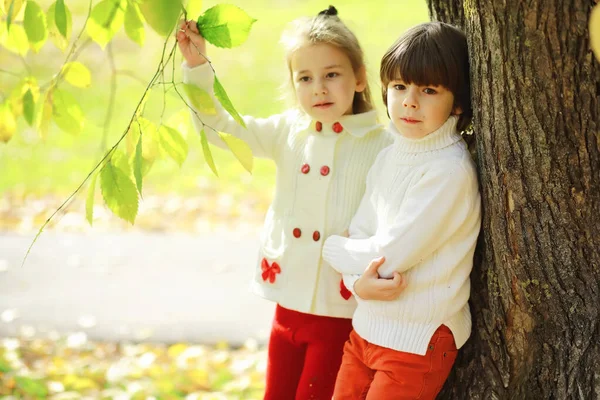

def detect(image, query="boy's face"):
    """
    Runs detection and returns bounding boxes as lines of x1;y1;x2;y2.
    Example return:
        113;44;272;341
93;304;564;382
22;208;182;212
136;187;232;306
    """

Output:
386;79;460;139
291;43;366;123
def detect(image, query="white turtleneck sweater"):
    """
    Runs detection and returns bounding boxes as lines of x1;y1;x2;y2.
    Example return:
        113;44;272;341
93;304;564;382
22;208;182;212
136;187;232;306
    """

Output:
322;116;481;355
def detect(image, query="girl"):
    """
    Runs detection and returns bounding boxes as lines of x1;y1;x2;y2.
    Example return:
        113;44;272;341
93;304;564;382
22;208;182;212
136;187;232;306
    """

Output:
323;22;482;399
177;6;405;400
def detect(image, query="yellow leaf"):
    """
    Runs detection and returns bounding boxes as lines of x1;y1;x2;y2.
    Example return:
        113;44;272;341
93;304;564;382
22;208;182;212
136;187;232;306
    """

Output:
62;62;91;88
167;343;187;358
5;0;24;27
37;91;53;139
0;102;17;143
5;24;28;56
217;131;253;173
186;0;202;20
590;4;600;62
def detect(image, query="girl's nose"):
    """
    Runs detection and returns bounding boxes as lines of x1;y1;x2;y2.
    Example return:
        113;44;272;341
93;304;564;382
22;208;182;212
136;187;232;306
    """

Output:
314;81;328;95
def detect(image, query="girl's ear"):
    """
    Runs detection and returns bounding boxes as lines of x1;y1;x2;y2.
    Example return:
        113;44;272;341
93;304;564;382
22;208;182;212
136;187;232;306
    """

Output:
355;66;367;93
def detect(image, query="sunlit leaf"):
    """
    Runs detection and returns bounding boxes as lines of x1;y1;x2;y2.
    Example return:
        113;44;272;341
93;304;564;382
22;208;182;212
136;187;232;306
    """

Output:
62;62;92;88
54;0;68;38
185;0;202;19
124;1;145;46
127;117;159;161
87;0;126;49
217;131;252;173
8;77;39;117
22;89;35;126
111;150;131;177
591;4;600;62
15;376;48;397
182;83;216;115
47;2;72;51
5;24;29;55
5;0;24;30
213;75;246;128
37;91;53;138
52;89;85;135
159;125;188;167
139;0;182;36
0;102;17;143
133;135;143;195
0;358;11;372
23;0;47;52
86;173;98;225
100;160;138;224
197;4;256;48
200;129;218;177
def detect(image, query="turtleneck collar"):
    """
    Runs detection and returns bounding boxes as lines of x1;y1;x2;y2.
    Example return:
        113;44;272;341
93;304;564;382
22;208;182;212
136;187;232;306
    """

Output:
390;116;462;154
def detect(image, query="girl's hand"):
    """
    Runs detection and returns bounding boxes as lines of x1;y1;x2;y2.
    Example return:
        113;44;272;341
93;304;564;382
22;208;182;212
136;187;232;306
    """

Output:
354;257;407;301
176;20;208;68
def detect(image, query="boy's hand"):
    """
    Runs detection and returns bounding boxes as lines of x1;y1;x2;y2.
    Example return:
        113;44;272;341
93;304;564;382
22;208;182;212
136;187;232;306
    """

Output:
354;257;407;301
176;20;208;68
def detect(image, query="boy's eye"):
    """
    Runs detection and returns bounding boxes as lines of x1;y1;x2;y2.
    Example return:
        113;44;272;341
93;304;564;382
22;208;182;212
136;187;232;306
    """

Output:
393;84;406;90
424;88;437;95
326;72;339;78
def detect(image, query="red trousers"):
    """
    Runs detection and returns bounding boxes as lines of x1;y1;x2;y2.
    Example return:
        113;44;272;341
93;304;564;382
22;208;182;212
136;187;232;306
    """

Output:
264;304;353;400
333;326;458;399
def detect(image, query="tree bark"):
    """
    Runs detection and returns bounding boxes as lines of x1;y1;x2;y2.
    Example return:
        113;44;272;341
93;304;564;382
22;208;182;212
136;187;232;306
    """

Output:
427;1;600;398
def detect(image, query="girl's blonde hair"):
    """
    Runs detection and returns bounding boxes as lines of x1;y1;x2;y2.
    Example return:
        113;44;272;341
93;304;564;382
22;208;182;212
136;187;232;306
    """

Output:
280;6;373;114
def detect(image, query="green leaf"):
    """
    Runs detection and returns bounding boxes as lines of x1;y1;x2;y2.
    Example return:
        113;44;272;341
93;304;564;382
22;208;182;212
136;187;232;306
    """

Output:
217;131;252;173
199;129;218;177
139;0;182;36
52;89;85;135
591;4;600;62
5;24;29;56
0;358;11;373
37;91;53;138
22;89;35;126
47;1;71;51
133;134;143;195
0;102;17;143
182;83;216;115
86;173;98;225
23;1;47;52
15;376;48;397
159;125;188;167
127;117;159;161
5;0;24;31
124;0;145;46
100;160;138;224
185;0;202;20
62;62;91;88
197;4;256;48
54;0;68;38
213;75;245;128
87;0;126;49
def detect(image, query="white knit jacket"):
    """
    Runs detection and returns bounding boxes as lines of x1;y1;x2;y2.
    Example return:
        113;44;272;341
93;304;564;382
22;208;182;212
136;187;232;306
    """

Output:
182;62;393;318
322;116;482;354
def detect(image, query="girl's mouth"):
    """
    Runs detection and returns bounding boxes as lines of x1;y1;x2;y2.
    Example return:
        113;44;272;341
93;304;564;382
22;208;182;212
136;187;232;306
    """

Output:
314;102;334;109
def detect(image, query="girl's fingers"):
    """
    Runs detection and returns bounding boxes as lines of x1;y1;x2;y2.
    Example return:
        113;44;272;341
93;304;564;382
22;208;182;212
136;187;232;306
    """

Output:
187;20;199;34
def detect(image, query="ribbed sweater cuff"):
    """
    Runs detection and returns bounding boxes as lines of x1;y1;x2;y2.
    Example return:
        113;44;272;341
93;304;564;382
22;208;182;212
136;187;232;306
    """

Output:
322;235;349;272
181;61;214;88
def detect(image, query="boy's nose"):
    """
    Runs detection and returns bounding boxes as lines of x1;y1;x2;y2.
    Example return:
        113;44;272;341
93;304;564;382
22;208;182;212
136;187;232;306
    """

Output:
403;96;418;109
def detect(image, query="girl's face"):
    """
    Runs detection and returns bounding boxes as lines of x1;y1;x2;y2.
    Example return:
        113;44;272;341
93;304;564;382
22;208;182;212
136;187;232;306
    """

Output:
387;79;461;139
291;43;366;123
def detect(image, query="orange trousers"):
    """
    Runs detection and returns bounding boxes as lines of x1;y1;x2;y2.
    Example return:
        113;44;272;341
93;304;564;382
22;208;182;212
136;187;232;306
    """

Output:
333;325;457;400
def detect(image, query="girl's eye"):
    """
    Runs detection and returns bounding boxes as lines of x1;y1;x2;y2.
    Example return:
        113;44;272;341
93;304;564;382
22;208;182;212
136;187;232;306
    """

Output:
424;88;438;95
299;76;310;82
326;72;339;78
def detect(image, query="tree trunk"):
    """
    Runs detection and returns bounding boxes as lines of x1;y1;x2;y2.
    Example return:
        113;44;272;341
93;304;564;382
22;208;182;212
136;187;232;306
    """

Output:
427;0;600;398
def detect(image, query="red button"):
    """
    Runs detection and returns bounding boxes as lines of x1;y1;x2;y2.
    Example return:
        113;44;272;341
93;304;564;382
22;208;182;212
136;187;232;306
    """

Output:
332;122;343;133
301;164;310;174
293;228;302;238
320;166;330;176
315;121;322;132
313;231;321;241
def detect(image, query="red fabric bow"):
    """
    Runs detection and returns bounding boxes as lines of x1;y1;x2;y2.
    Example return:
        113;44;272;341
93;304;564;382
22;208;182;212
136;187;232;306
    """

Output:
340;279;352;300
261;258;281;284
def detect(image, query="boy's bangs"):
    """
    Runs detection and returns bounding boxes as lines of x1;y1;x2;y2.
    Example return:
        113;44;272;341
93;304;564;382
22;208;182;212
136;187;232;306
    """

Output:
383;38;451;89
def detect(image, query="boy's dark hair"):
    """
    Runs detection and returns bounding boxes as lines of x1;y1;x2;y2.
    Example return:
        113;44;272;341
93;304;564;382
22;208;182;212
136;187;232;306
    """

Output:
380;22;472;133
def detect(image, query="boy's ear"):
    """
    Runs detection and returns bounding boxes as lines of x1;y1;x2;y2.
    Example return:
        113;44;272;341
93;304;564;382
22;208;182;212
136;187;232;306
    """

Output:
355;66;367;93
